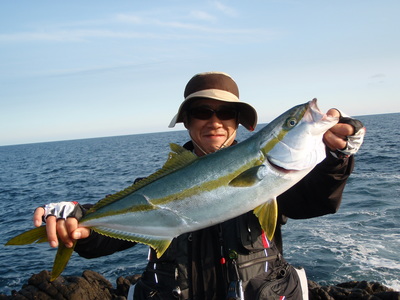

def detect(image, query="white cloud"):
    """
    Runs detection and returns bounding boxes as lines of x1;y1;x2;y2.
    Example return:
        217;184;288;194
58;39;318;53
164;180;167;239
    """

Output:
189;10;217;22
213;1;238;17
115;14;143;24
0;30;151;43
0;24;277;45
0;8;276;45
370;73;386;79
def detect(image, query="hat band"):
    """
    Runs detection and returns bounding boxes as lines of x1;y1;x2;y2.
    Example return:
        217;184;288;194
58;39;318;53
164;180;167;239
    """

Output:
185;89;239;102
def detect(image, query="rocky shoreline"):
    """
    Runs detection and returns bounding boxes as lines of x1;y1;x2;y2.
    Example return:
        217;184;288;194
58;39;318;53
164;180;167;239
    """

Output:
0;270;399;300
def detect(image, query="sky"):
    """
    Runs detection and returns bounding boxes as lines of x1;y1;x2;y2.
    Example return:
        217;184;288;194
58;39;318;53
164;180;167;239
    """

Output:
1;0;399;146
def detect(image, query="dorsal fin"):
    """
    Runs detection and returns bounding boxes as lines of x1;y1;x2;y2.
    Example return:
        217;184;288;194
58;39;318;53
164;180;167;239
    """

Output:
164;143;198;169
87;143;197;213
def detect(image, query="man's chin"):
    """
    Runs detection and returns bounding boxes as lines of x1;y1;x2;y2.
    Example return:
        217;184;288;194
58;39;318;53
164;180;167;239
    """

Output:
203;144;224;153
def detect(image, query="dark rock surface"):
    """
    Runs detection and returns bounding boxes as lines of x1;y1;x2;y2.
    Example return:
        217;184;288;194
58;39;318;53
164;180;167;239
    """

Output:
0;270;132;300
308;280;400;300
1;270;398;299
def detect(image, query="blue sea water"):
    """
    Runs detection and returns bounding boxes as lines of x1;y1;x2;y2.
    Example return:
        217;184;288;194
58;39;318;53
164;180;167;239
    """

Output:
0;113;399;295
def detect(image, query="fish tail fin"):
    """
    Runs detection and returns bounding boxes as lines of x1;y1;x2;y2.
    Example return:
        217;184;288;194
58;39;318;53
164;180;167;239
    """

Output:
50;241;76;281
5;226;75;281
5;226;48;245
253;198;278;241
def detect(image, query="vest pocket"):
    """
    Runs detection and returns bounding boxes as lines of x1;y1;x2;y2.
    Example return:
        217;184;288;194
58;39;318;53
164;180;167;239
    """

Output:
246;264;304;300
134;279;180;300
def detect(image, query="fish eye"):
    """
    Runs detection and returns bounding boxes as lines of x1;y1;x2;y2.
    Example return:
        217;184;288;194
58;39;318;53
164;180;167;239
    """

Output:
286;117;297;128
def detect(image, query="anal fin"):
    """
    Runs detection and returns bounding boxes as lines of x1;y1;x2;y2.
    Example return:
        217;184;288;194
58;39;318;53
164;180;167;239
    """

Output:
253;198;278;240
93;227;172;259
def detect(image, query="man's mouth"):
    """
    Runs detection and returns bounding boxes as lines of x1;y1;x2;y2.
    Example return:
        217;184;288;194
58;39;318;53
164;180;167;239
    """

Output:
203;132;225;138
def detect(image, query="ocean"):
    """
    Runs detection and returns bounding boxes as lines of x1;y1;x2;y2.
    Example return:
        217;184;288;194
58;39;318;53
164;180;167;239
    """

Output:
0;113;399;295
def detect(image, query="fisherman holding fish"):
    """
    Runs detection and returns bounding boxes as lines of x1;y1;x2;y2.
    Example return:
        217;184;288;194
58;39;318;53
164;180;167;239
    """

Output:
30;72;365;299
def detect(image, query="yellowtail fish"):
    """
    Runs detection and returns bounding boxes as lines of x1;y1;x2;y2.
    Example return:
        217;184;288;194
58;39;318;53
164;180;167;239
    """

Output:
6;99;338;281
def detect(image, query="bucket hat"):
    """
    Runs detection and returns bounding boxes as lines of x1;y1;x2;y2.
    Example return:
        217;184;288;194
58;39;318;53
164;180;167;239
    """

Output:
168;72;258;131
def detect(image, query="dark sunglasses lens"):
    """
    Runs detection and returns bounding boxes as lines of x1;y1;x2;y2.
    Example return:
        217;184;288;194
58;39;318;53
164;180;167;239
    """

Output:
190;108;214;120
217;109;237;120
189;107;237;120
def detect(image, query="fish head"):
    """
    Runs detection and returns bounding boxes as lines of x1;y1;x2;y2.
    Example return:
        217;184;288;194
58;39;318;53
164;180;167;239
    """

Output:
262;98;338;171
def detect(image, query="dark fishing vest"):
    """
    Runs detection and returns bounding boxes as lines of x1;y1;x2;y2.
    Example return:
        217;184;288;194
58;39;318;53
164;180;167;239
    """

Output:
135;211;286;300
133;141;290;299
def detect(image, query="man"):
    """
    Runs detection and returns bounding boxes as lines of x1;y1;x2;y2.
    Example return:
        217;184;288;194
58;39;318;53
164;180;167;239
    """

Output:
34;72;365;299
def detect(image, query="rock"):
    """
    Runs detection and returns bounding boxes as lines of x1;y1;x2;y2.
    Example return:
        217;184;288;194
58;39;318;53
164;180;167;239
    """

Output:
0;270;114;300
1;271;399;299
308;280;400;300
115;274;141;298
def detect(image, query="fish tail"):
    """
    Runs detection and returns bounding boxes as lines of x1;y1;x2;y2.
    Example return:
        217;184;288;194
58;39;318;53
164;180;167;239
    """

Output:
5;226;48;245
50;241;76;281
5;226;76;281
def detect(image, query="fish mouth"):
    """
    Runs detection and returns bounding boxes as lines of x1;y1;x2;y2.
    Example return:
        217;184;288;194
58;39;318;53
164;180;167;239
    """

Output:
305;98;338;126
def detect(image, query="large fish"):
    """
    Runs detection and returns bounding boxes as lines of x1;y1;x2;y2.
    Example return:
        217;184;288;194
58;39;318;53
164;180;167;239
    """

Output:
6;99;338;281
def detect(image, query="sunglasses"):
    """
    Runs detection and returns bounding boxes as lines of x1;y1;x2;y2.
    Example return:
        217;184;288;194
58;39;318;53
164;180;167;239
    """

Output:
188;106;238;121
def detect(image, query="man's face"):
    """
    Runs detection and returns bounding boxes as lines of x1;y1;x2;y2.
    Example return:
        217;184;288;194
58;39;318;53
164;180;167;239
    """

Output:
184;99;238;156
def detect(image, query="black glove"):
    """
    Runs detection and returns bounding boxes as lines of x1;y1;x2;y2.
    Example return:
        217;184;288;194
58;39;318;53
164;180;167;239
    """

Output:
331;110;366;158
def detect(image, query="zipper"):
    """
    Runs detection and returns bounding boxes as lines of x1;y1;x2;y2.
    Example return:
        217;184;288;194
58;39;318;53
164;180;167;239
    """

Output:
237;254;279;269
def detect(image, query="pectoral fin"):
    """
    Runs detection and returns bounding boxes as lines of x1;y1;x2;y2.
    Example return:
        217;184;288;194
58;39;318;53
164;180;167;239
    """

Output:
229;165;266;187
253;198;278;240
